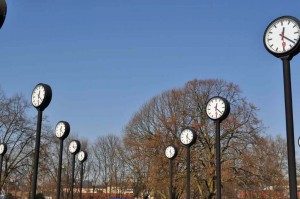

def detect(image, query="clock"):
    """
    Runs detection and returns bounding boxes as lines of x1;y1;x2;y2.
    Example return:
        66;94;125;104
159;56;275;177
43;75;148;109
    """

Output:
264;16;300;59
206;96;230;122
0;0;7;29
0;143;7;155
165;145;178;159
78;150;88;162
31;83;52;111
298;137;300;147
55;121;70;140
68;140;81;154
180;128;197;146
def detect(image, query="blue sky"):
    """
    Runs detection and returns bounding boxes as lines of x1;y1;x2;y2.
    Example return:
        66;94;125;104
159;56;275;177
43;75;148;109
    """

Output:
1;0;300;145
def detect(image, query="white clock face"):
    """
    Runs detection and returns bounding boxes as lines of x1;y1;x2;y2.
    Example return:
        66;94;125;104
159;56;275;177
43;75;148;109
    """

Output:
165;146;176;159
55;122;66;138
69;141;78;153
206;97;226;120
180;129;195;145
78;151;86;162
265;17;300;54
31;85;45;107
0;144;5;154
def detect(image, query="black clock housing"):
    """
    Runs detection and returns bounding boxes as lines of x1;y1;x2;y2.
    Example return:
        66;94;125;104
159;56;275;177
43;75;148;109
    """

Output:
0;0;6;29
181;127;197;146
69;140;81;154
55;121;70;140
78;150;88;162
31;83;52;111
263;16;300;60
0;143;7;155
206;96;230;122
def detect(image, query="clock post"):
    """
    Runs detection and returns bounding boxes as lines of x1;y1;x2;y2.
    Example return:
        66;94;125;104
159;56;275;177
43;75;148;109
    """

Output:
0;143;7;192
31;83;52;199
165;145;178;199
0;0;7;29
55;121;70;199
206;96;230;199
78;150;88;199
264;16;300;199
180;128;197;199
68;140;81;199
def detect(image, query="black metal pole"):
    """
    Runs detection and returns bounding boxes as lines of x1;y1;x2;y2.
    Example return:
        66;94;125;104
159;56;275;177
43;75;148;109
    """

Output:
186;146;190;199
31;110;43;199
282;58;298;199
56;139;64;199
169;158;173;199
0;155;3;191
216;122;221;199
80;162;83;199
70;154;75;199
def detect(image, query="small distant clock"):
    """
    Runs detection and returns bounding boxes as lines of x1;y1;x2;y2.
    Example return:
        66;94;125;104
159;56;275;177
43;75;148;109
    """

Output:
206;96;230;122
68;140;81;154
78;150;88;162
264;16;300;59
31;83;52;111
0;143;7;155
165;145;178;159
180;128;197;146
55;121;70;140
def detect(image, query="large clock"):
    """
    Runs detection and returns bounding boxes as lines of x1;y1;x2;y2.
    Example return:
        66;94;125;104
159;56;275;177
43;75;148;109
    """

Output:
264;16;300;59
180;128;197;146
206;96;230;122
31;83;52;111
55;121;70;140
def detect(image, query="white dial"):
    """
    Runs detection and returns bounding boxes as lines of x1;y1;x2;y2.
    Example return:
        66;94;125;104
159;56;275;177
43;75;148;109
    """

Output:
69;140;80;154
264;16;300;54
180;128;196;145
165;146;177;159
31;84;45;107
206;96;230;121
78;151;87;162
55;121;70;139
0;143;6;155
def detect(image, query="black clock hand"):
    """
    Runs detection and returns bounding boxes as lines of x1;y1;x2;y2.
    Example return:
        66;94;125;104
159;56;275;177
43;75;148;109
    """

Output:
280;34;296;44
281;27;285;40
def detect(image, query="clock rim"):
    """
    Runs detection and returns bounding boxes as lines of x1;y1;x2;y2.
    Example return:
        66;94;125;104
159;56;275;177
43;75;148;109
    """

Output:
263;15;300;59
206;96;230;122
55;121;70;140
180;127;197;146
31;83;52;111
165;145;178;159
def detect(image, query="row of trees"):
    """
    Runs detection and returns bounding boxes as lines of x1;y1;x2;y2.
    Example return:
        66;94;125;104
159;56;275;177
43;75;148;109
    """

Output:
0;80;293;199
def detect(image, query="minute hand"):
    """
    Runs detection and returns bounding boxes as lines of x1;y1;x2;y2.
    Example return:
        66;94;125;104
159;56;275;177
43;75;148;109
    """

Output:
280;34;296;44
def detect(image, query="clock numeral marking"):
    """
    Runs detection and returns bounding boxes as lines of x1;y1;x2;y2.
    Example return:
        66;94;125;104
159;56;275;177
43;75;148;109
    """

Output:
294;32;299;34
281;21;283;26
276;47;278;51
269;31;273;34
293;25;297;28
268;38;272;41
288;20;291;25
274;25;277;28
